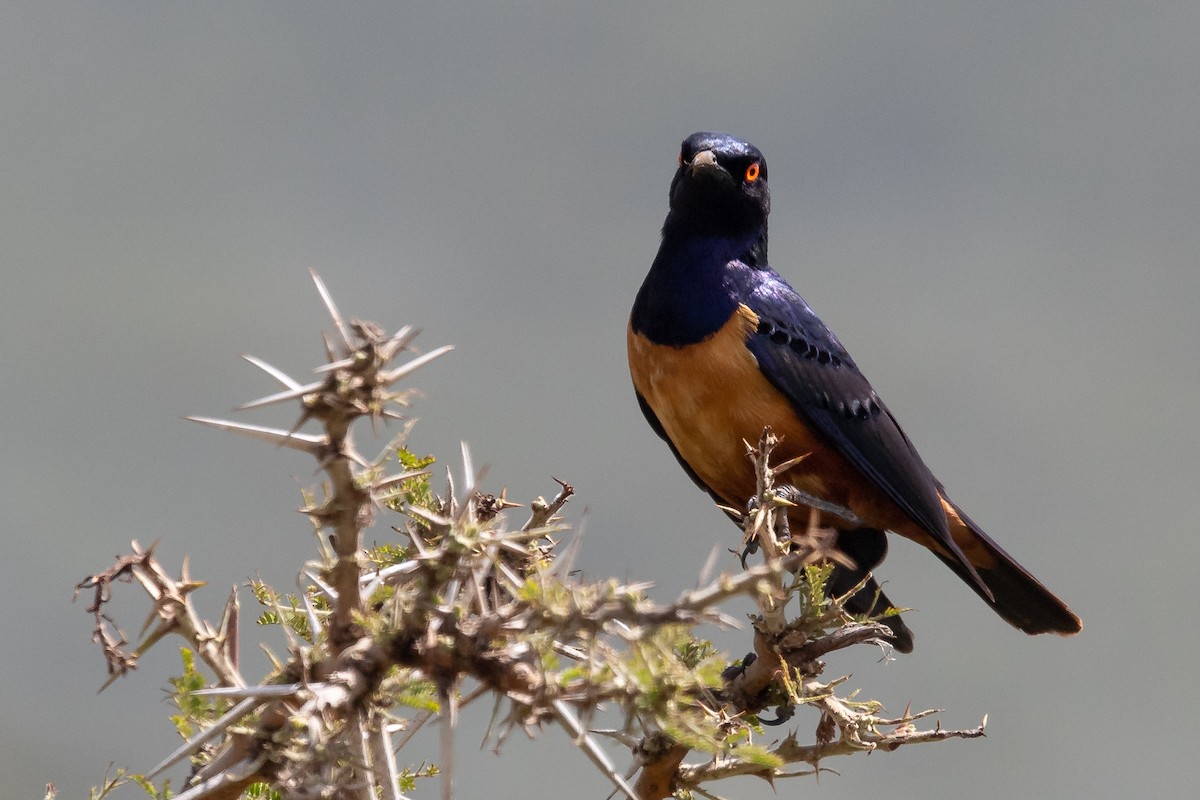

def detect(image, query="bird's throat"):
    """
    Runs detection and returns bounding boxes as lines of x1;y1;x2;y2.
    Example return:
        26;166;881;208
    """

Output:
631;227;760;346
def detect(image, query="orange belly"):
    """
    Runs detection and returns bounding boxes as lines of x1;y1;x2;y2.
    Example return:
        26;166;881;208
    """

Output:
628;305;921;538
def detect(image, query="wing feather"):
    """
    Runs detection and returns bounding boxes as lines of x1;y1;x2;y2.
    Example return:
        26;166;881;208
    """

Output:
739;273;969;568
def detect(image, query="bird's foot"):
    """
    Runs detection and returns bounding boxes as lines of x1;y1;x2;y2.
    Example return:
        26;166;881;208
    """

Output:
773;485;862;526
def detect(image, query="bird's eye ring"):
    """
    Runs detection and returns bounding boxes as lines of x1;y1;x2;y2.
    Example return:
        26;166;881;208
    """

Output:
745;162;761;182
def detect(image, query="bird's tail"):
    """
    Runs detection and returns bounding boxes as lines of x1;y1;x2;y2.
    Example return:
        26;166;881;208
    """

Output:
938;498;1081;637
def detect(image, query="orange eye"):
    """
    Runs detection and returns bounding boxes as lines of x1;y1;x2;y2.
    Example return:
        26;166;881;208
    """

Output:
745;162;761;182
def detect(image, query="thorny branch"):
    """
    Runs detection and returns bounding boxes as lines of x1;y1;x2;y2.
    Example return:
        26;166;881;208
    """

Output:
76;543;240;691
78;275;985;800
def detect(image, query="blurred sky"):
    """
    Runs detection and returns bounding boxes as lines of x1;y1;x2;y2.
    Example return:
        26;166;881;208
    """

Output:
3;3;1198;798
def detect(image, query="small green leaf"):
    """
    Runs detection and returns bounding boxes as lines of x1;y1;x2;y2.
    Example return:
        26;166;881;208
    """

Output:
734;743;785;768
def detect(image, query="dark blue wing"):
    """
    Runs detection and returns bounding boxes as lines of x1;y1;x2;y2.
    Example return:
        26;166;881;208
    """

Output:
736;264;957;552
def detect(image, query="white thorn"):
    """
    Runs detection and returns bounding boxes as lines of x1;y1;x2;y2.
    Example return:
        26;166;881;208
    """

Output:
379;324;419;360
550;701;640;800
311;356;357;374
379;345;454;386
310;269;353;349
235;379;324;411
186;416;327;454
697;544;721;587
405;505;452;528
241;354;303;390
169;755;267;800
303;570;338;600
191;683;304;698
459;441;475;498
145;696;260;778
300;578;323;640
371;469;429;493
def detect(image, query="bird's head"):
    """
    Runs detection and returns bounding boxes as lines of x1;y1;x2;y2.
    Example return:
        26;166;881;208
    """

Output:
667;132;770;234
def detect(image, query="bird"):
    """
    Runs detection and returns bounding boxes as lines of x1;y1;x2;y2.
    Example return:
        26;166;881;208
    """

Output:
628;131;1081;652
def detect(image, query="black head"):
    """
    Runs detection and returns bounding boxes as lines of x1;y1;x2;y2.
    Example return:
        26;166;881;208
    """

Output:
667;132;770;234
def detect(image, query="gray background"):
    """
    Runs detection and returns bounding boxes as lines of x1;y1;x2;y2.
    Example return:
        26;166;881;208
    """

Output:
4;3;1197;798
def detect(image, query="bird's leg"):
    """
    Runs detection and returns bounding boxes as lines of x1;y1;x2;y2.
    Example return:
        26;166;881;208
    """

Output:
773;485;861;526
756;703;796;727
738;540;759;570
740;485;855;573
738;486;859;567
741;430;859;571
738;496;763;568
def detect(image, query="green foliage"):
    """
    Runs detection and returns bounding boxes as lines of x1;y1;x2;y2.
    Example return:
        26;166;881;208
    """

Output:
727;743;784;769
391;447;437;513
795;563;835;618
87;767;162;800
249;579;330;643
240;783;282;800
365;541;412;569
169;648;229;740
376;671;441;714
624;625;731;755
674;637;716;670
398;762;440;793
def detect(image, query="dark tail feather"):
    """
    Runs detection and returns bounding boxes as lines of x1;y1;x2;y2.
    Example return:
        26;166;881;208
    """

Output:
940;502;1081;637
830;528;914;653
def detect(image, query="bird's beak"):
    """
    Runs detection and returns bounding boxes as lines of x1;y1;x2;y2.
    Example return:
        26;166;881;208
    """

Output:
688;149;718;172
